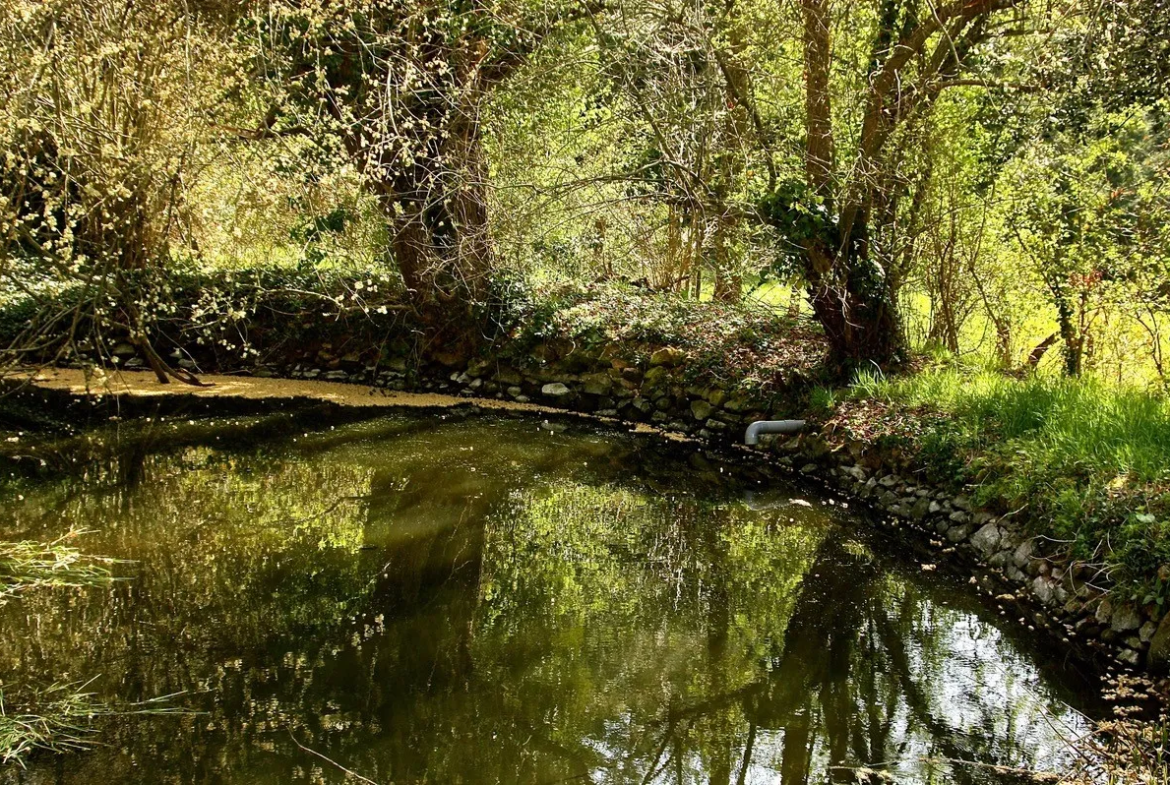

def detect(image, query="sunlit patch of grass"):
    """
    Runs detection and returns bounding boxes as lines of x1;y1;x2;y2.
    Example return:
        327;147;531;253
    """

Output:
852;368;1170;486
849;366;1170;593
0;531;118;605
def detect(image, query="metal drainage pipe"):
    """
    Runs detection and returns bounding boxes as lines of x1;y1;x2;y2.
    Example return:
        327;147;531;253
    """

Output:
744;419;805;446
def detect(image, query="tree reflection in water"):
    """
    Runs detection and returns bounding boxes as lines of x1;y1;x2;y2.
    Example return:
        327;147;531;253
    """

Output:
0;411;1094;784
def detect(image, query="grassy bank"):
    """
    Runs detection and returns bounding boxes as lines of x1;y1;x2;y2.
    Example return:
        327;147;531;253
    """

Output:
827;365;1170;602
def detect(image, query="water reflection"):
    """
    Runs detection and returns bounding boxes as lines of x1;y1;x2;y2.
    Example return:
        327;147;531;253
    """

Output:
0;412;1091;783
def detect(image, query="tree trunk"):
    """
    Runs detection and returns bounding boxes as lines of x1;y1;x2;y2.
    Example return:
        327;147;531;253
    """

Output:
806;244;902;367
375;109;493;362
797;0;905;369
712;212;741;302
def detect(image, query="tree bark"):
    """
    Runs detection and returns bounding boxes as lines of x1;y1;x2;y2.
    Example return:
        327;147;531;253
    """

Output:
799;0;902;368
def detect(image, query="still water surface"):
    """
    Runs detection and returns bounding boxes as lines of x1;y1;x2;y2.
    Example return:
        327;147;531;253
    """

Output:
1;409;1095;784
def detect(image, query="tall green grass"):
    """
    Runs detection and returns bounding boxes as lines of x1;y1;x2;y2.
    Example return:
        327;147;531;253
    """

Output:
0;683;106;765
0;533;117;605
851;368;1170;593
854;369;1170;485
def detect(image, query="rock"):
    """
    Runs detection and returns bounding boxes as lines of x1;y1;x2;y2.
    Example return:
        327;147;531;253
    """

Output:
1032;577;1058;607
928;500;942;514
467;358;492;377
495;367;523;386
989;550;1012;568
1096;599;1114;626
946;523;973;543
690;399;714;421
970;524;1002;556
948;510;970;525
800;463;818;474
1012;541;1034;570
111;341;137;358
842;464;867;483
322;370;349;381
507;386;523;397
953;495;972;511
704;418;728;431
649;347;686;367
386;357;408;372
580;373;613;396
1140;621;1158;644
705;388;728;407
878;474;899;489
910;497;931;521
642;365;670;389
1118;649;1142;667
541;383;572;398
1111;604;1143;633
723;395;751;413
1150;613;1170;669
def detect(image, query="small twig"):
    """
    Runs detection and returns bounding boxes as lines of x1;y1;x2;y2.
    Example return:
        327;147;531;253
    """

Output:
288;730;382;785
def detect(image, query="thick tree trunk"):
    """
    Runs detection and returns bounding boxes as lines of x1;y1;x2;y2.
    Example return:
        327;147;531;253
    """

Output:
799;0;899;368
375;109;494;363
806;247;902;367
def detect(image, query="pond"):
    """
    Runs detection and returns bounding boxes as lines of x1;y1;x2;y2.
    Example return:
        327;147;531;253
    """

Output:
0;407;1098;784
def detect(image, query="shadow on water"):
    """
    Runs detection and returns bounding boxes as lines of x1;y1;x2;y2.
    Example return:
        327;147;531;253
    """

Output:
0;409;1102;784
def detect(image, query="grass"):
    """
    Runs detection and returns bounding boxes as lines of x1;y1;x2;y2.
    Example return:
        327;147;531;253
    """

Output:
0;534;120;764
0;535;185;766
0;532;117;605
0;683;108;765
0;681;185;766
846;366;1170;597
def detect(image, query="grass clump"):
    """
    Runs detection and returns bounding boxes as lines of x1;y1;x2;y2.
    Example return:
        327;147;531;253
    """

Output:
850;367;1170;597
0;683;109;765
0;532;117;605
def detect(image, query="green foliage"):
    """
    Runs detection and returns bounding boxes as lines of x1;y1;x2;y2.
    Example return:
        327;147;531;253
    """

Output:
757;179;834;274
